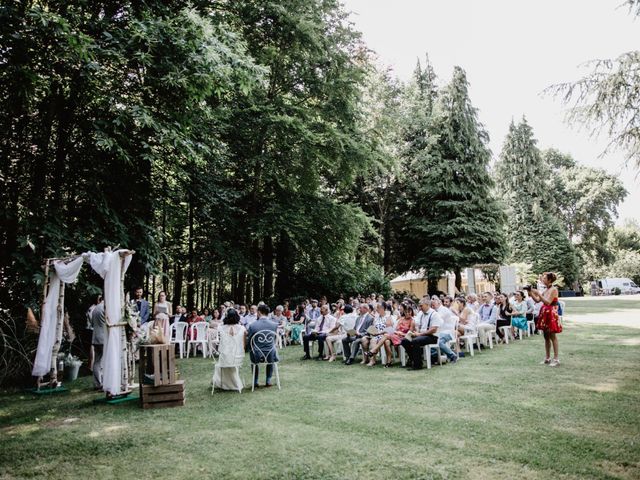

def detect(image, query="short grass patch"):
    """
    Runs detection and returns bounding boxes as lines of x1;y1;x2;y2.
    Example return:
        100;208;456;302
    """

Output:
1;299;639;479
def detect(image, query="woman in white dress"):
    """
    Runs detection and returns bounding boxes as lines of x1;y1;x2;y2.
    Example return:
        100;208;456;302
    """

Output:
212;308;245;392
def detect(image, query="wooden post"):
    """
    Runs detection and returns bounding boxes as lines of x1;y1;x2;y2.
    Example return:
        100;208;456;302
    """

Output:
49;280;65;388
37;260;51;390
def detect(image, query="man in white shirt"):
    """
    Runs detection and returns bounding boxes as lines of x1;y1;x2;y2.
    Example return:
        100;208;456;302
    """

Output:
477;292;497;346
242;305;258;327
301;304;336;360
325;304;357;362
433;297;459;363
401;299;440;370
466;293;480;313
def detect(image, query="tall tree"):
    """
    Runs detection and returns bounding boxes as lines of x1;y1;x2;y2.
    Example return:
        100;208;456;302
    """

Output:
402;67;507;290
496;119;578;285
547;2;640;168
544;149;627;262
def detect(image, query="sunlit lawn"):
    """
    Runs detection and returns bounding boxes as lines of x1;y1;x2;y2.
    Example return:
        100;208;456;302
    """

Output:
1;298;639;479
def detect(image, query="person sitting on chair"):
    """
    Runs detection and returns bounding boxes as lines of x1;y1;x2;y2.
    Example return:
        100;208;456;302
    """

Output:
399;299;437;370
246;305;279;388
342;304;374;365
324;304;356;362
301;304;335;360
212;308;245;391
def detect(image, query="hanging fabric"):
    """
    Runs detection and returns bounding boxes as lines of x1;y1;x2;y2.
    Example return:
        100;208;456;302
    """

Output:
31;256;85;377
88;250;132;395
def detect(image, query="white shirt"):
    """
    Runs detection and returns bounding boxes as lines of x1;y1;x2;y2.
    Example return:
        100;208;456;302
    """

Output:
339;312;358;332
419;308;441;334
437;306;456;337
313;314;336;334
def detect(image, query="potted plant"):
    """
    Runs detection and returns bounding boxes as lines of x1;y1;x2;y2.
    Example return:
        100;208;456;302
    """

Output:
63;353;82;382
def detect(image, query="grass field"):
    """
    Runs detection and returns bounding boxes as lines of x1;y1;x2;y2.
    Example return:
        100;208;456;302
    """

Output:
1;298;639;479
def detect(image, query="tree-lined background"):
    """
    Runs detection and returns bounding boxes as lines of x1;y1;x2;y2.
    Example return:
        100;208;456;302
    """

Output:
1;1;638;383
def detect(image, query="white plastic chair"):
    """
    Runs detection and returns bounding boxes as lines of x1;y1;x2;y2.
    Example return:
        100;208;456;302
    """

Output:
459;315;480;356
498;318;513;344
170;321;188;358
187;322;209;358
208;327;220;358
423;342;442;369
249;329;281;392
527;317;536;336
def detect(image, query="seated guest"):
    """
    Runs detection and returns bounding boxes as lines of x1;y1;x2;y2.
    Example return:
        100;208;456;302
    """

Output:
442;295;454;309
508;290;528;335
454;297;477;336
477;292;498;346
209;308;222;328
212;308;245;391
271;305;289;342
385;304;416;365
365;303;395;367
242;305;258;327
290;305;306;344
466;293;480;312
171;305;184;325
239;304;248;321
283;300;292;320
306;299;321;333
247;305;278;388
186;309;203;340
325;304;356;362
342;304;374;365
495;293;513;341
433;297;458;363
203;308;213;323
301;305;335;360
397;299;440;368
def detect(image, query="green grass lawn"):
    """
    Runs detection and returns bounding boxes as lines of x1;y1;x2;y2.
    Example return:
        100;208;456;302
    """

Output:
1;300;639;479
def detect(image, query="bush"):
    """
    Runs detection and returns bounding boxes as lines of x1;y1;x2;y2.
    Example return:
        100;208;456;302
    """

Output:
0;308;38;387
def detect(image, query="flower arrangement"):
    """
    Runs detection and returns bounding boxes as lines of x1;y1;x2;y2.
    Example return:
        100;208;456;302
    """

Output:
63;353;82;368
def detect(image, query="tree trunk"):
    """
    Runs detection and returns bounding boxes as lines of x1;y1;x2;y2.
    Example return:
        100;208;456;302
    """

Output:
382;220;391;275
237;271;246;305
454;268;462;292
262;236;274;299
427;277;439;296
274;232;294;301
172;264;183;311
186;191;195;309
251;239;261;303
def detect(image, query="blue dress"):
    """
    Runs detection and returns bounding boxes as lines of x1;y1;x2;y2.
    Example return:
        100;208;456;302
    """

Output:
511;301;528;331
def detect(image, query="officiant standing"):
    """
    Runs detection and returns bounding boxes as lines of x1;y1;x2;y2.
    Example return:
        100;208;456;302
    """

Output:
133;286;150;325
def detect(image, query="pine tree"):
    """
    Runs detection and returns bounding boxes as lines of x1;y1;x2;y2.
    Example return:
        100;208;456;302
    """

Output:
403;66;507;290
496;118;578;285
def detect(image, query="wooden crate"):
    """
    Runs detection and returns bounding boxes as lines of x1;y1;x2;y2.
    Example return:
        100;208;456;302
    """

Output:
138;344;176;386
141;380;185;410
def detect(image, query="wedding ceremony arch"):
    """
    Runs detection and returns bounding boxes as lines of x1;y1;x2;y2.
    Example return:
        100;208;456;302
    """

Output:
32;248;136;397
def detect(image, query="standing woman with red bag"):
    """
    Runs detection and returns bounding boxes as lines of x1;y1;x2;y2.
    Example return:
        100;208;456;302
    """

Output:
530;272;562;367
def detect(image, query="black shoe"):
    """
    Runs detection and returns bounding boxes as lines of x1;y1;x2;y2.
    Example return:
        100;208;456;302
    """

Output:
301;355;311;360
345;358;354;365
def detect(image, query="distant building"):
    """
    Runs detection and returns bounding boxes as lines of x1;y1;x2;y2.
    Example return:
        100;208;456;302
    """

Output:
390;268;496;297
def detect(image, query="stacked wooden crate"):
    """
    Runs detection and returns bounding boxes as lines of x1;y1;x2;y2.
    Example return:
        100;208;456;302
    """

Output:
139;344;185;409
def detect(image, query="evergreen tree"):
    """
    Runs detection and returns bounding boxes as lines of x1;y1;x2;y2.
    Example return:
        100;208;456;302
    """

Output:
402;67;507;290
496;118;578;285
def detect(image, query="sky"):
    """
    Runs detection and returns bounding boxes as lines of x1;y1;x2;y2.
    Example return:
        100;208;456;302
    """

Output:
343;0;639;223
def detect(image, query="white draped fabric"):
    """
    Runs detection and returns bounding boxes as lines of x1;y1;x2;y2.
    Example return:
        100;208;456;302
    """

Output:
88;250;132;395
32;256;85;377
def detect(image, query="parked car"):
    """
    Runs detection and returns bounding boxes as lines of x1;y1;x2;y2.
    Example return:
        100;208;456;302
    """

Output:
594;278;640;295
